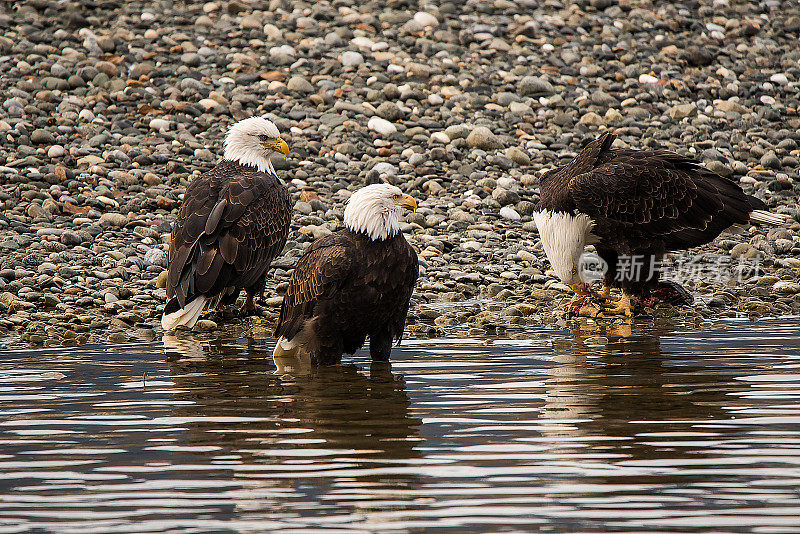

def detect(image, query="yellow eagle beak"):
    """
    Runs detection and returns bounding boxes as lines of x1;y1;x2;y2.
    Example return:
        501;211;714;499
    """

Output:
264;137;289;156
397;193;417;212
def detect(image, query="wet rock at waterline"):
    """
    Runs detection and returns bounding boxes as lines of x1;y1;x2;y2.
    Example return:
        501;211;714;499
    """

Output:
2;0;800;347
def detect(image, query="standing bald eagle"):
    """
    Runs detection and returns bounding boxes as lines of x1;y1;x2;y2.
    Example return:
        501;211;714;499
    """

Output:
162;117;291;330
534;131;783;316
273;184;419;366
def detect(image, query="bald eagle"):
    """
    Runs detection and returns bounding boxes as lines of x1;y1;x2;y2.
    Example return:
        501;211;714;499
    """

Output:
162;117;291;330
273;184;419;366
534;131;783;316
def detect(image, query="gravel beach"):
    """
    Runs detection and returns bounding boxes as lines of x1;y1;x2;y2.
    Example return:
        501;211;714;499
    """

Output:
2;0;800;348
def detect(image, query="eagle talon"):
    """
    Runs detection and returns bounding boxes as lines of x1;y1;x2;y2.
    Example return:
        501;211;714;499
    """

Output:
200;300;227;318
577;302;602;318
200;309;219;320
566;282;607;318
596;284;614;304
240;305;263;317
598;293;634;317
241;295;263;317
568;282;591;308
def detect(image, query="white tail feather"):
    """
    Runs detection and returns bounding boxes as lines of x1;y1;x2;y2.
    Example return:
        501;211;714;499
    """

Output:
272;336;299;358
750;210;786;226
161;296;207;330
272;336;311;374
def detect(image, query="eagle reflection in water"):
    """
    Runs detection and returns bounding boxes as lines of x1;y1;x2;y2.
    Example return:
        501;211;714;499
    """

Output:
162;336;422;515
542;320;732;475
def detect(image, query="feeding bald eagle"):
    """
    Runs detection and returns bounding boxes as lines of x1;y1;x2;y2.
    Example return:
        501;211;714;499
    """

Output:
534;131;783;317
273;184;419;366
162;117;291;330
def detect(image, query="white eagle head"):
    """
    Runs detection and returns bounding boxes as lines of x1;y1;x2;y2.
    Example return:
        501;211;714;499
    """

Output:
223;116;289;174
533;210;596;285
344;184;417;241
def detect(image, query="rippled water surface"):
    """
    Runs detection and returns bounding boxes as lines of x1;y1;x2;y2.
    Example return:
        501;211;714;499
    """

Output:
2;319;800;533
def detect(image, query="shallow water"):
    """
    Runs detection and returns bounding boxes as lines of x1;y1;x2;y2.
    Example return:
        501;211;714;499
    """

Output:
1;319;800;533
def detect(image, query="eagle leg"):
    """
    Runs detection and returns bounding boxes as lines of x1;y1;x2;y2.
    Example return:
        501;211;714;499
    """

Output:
598;292;634;317
241;293;263;317
597;283;612;301
369;333;392;362
567;282;591;316
200;299;226;319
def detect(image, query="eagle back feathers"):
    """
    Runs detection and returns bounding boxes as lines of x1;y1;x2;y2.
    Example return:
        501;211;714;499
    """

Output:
166;160;291;308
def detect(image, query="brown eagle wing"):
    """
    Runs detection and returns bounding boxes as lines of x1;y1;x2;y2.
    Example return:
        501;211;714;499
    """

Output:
539;131;616;212
274;235;354;341
567;151;741;236
166;166;290;308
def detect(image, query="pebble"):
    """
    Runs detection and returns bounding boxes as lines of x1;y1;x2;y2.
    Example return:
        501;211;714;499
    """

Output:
100;213;128;227
60;232;82;247
0;0;797;348
518;76;554;96
716;100;749;114
341;51;364;67
773;281;800;294
430;132;450;144
770;73;789;85
706;161;733;177
500;207;521;221
579;112;603;126
194;319;218;331
31;129;55;145
144;248;167;267
413;12;438;27
47;145;66;158
376;102;403;121
445;124;470;140
367;117;397;136
198;98;219;111
466;127;503;150
270;45;295;63
761;151;781;169
428;94;444;106
149;118;170;132
287;76;314;93
493;188;519;206
506;148;531;166
669;103;697;120
424;180;445;195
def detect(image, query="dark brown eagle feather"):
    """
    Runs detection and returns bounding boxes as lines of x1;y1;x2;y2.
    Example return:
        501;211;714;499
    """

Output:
166;160;291;310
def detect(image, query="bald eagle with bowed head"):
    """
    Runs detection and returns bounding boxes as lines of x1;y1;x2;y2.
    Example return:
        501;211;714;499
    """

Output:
162;117;291;330
534;131;783;317
273;184;419;366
